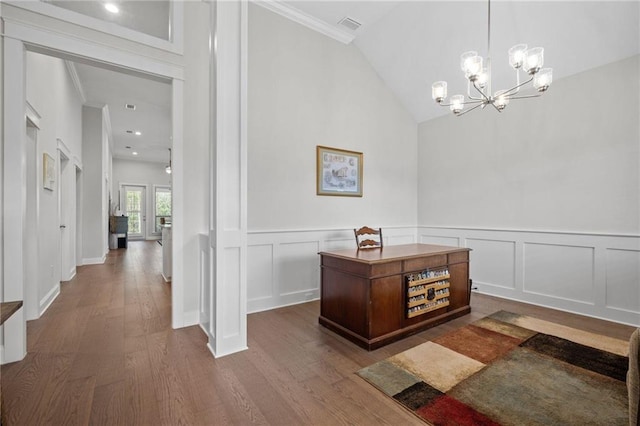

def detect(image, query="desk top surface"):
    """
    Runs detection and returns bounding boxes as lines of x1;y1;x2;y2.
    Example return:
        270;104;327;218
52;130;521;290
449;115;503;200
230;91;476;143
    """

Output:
1;300;23;325
319;243;469;264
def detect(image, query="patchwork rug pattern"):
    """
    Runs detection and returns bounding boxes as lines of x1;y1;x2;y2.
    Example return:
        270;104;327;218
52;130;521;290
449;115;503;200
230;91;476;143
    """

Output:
358;311;630;426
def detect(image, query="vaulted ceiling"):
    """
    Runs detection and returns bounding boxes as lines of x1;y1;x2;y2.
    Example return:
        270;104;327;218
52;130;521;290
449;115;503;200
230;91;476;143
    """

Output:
282;0;640;123
54;1;639;163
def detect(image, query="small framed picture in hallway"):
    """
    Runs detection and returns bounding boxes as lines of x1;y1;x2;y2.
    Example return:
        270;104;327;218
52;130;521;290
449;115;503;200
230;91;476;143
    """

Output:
43;153;55;190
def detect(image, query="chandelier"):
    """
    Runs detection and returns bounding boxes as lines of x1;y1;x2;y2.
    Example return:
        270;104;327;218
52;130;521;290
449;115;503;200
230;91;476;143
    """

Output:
431;0;552;116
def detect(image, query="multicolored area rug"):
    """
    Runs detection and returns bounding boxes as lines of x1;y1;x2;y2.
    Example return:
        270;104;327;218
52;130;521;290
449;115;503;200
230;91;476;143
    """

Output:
358;311;630;425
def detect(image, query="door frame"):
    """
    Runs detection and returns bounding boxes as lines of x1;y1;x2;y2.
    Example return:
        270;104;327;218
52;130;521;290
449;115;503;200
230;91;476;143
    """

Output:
2;18;186;363
57;138;74;281
120;183;149;240
24;106;41;321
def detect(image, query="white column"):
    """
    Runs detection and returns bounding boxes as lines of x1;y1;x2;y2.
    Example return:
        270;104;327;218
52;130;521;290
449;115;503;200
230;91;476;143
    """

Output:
171;79;185;328
207;0;248;357
2;37;27;363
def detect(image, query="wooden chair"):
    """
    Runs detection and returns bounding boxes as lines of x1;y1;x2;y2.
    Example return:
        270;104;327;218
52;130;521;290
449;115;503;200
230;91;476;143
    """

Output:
354;226;383;249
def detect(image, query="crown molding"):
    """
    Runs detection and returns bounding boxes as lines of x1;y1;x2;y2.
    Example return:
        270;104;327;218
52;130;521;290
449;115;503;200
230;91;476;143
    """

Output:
253;0;354;45
102;104;114;156
64;60;87;104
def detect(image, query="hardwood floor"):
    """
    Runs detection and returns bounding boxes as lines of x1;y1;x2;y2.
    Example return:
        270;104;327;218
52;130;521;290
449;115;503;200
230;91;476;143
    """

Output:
1;241;636;425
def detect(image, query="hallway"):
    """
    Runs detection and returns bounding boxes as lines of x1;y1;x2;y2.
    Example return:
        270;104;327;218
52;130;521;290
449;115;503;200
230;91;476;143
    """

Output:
1;241;206;424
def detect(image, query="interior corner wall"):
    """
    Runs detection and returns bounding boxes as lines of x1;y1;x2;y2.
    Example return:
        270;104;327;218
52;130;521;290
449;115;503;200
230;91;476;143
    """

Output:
82;106;106;263
247;3;418;231
112;158;172;239
417;55;639;235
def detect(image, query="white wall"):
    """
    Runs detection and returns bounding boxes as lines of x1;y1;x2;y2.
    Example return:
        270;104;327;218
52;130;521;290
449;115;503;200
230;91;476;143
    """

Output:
418;56;639;235
82;106;107;263
25;52;83;314
0;11;5;358
246;5;418;312
181;2;210;323
248;4;417;231
417;56;640;326
112;158;172;239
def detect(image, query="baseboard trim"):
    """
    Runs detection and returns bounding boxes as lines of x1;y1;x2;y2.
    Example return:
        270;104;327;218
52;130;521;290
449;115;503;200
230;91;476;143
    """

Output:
182;310;199;327
39;283;60;316
82;254;106;265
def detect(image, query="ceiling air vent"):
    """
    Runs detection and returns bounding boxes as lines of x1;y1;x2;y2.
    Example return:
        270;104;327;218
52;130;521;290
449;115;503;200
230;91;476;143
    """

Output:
125;103;136;110
338;17;361;31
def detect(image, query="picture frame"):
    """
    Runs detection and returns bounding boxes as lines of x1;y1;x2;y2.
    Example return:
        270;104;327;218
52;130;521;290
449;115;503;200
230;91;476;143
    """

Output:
43;153;55;190
316;145;363;197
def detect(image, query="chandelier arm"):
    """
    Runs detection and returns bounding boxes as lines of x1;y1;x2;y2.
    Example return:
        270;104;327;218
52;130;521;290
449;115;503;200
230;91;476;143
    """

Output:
472;81;491;103
456;103;485;117
467;81;485;101
437;99;485;107
506;94;543;100
461;99;486;105
501;76;534;97
489;102;503;113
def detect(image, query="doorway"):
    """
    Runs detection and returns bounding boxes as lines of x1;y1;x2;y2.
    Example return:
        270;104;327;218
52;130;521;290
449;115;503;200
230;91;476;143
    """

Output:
122;185;147;240
3;9;188;365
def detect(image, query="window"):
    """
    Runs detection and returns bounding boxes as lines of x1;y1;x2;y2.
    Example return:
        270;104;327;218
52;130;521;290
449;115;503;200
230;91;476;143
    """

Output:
155;186;172;233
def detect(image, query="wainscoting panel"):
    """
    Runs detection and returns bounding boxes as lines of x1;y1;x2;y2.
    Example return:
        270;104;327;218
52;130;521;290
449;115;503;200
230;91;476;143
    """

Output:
247;227;417;313
523;243;595;304
244;226;639;326
418;227;640;326
419;235;460;247
199;234;210;327
247;244;274;301
466;238;516;290
279;241;319;296
223;247;241;339
605;248;640;313
388;234;416;246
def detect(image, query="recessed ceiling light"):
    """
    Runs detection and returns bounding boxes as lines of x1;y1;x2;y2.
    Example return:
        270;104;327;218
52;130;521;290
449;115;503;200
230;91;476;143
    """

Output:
132;151;138;156
125;103;136;110
105;3;119;14
126;130;133;134
135;131;142;136
125;145;131;149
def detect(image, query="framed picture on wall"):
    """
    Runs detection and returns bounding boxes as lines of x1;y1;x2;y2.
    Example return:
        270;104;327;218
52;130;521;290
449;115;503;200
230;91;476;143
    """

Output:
316;146;363;197
43;153;55;190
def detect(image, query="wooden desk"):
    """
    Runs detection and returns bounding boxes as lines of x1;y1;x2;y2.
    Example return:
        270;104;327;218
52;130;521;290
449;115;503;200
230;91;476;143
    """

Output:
319;244;471;350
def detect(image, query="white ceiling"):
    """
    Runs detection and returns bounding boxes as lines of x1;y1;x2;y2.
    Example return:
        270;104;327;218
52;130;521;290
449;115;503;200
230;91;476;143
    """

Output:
50;0;171;40
285;0;640;123
66;0;639;164
73;62;172;164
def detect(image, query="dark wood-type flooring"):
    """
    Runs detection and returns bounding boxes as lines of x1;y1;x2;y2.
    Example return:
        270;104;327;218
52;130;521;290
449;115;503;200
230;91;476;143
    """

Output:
1;241;636;425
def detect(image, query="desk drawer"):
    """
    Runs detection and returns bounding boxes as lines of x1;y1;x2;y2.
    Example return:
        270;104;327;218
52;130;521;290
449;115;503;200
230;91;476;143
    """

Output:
448;251;469;264
404;255;447;271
